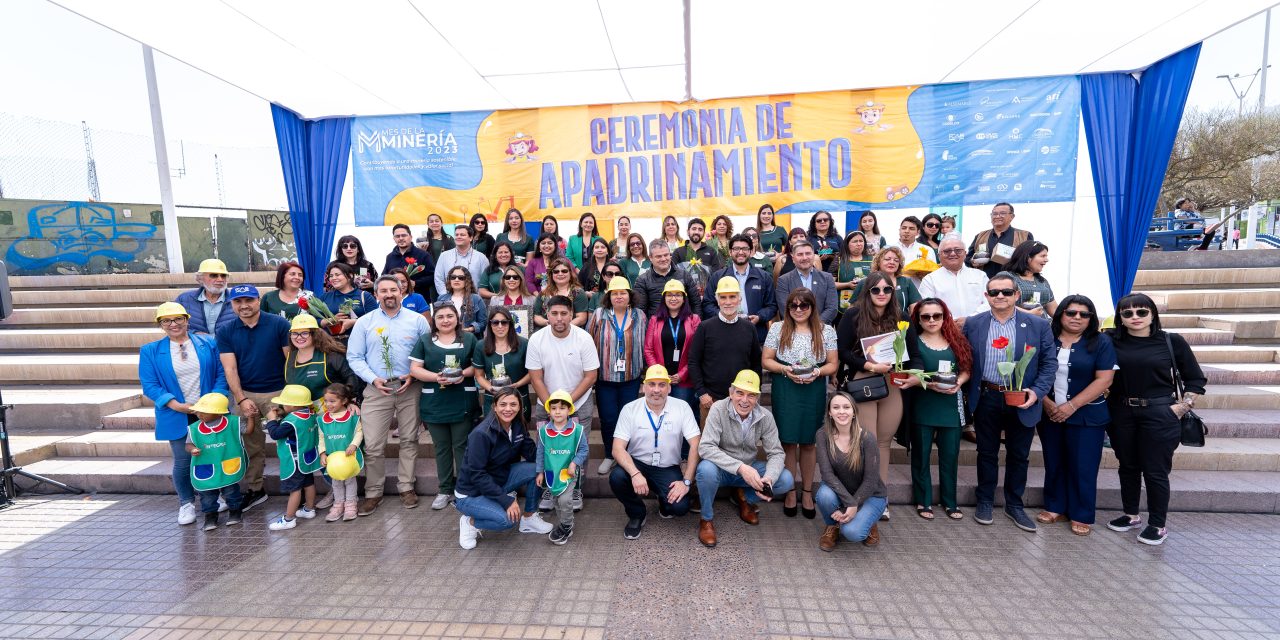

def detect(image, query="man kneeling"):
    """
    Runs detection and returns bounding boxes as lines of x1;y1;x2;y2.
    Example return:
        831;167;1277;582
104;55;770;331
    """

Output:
694;370;794;547
609;365;701;540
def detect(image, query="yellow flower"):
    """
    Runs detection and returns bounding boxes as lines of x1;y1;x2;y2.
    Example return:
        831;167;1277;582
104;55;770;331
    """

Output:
897;321;910;331
920;247;929;260
375;326;386;336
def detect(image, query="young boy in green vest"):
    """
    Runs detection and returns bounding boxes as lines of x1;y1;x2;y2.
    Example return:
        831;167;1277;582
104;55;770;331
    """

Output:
535;390;588;545
186;392;246;532
265;384;323;531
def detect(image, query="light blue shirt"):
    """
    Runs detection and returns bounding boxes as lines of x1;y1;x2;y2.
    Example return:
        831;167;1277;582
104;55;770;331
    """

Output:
348;304;430;383
796;268;814;291
983;313;1018;385
434;246;489;295
200;289;226;335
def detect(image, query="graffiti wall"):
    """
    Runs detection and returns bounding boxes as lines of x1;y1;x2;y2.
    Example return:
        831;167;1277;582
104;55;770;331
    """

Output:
0;199;168;275
248;210;297;270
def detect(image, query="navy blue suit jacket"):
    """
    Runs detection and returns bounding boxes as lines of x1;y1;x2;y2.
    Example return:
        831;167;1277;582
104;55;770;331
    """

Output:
701;265;777;342
962;309;1058;428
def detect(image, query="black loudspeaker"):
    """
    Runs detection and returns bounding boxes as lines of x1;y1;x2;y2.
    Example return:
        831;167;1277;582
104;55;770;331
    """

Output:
0;260;10;320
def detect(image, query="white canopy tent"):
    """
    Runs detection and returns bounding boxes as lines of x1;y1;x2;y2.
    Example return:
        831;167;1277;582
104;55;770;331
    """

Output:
49;0;1278;119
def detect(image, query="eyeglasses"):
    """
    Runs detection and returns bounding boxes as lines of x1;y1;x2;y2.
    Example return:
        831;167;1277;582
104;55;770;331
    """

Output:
159;317;186;326
731;246;751;252
448;274;466;281
1063;310;1094;319
289;330;311;338
206;273;228;280
869;286;893;295
490;319;511;327
341;242;359;248
919;313;944;322
789;302;812;310
629;242;643;247
986;288;1017;297
1119;308;1151;319
502;274;522;281
940;248;965;255
552;268;570;275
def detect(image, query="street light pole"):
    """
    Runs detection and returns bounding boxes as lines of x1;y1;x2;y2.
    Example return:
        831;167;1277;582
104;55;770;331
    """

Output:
1218;70;1263;116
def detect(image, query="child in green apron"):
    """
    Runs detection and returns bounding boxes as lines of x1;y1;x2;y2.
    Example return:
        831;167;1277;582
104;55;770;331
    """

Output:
185;392;245;532
535;391;588;545
264;384;322;531
318;383;364;522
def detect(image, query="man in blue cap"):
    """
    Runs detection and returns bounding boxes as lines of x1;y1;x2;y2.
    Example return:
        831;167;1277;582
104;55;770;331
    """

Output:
216;284;291;510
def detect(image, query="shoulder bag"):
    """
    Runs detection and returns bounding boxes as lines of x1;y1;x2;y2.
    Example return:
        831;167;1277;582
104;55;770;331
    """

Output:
1163;333;1206;447
845;374;889;403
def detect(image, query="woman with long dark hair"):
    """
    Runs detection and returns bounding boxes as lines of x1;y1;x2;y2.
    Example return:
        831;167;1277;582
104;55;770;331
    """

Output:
920;213;944;255
525;233;563;294
620;232;650;283
1007;240;1057;317
424;214;455;260
470;213;496;258
541;215;565;252
643;279;701;418
807;210;842;273
858;211;886;258
835;232;873;314
1039;294;1115;536
756;203;786;257
578;237;616;294
318;261;376;339
532;257;589;328
1105;293;1204;545
481;241;518;301
474;307;532;416
852;247;921;317
333;235;378;291
409;302;480;511
438;265;488;335
815;391;887;550
497;208;535;264
707;215;734;263
763;288;839;519
566;212;602;270
903;298;971;520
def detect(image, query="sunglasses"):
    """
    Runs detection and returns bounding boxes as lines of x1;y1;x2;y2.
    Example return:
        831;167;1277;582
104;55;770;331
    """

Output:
789;302;812;310
986;288;1017;297
341;242;359;248
629;241;643;247
448;274;466;280
869;286;893;295
924;222;939;228
1063;310;1094;319
815;218;831;224
1119;308;1151;319
602;273;621;279
552;268;570;275
503;274;522;281
919;313;944;322
490;319;511;327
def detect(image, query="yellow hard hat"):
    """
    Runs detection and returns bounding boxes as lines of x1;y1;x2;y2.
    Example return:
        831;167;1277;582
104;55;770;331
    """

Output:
605;276;631;293
197;258;229;275
290;314;319;331
715;276;741;296
190;392;230;415
271;384;313;408
730;369;761;395
154;301;189;321
543;389;576;414
326;450;360;481
661;279;686;296
643;364;673;384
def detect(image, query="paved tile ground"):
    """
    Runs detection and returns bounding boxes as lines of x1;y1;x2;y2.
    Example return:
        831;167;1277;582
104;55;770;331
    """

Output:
0;495;1278;639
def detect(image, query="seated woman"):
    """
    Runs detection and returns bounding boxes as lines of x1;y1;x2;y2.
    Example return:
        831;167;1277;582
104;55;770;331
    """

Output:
815;391;887;550
453;388;553;549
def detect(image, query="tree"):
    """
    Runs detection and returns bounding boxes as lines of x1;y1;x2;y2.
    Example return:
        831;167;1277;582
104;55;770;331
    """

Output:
1159;107;1280;214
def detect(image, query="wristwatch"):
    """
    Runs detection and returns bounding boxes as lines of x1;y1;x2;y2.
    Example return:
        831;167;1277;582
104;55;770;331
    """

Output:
682;479;692;487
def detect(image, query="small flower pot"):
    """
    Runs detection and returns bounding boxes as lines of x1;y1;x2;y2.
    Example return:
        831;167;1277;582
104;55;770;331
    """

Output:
1003;390;1029;406
489;375;512;391
888;372;912;386
931;372;957;391
328;324;344;336
790;365;815;378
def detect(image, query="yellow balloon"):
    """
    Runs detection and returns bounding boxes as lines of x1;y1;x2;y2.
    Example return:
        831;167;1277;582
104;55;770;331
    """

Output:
326;451;359;481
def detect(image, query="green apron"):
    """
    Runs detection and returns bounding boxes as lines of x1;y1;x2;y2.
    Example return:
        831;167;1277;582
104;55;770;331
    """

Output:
538;419;584;496
319;410;365;469
285;350;332;412
188;415;246;492
276;409;322;480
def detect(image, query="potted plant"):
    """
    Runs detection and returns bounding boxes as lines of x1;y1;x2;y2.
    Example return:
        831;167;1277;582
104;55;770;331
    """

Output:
930;360;958;391
992;336;1037;406
440;354;463;385
889;321;933;387
790;357;816;379
489;362;512;390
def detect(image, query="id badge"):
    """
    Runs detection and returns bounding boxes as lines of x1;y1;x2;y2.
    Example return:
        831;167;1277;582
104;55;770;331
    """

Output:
614;359;626;373
651;453;661;466
671;349;680;361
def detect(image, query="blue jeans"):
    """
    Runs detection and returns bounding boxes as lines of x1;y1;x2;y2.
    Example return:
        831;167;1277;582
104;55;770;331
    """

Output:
595;378;642;460
198;483;242;514
815;484;886;542
454;462;541;531
669;386;699;459
168;438;195;505
695;460;795;521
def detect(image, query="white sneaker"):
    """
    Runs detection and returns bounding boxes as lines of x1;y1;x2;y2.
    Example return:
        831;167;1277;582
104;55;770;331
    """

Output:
178;502;197;525
519;512;554;534
216;497;229;513
572;486;584;511
431;493;452;510
268;516;297;531
295;507;316;519
458;515;480;550
597;459;615;475
538;489;553;511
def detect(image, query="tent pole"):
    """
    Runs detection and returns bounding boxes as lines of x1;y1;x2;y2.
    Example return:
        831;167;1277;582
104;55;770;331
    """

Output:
683;0;692;102
1261;8;1271;111
143;45;184;274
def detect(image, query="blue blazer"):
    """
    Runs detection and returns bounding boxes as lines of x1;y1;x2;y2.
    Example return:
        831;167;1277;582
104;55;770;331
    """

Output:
138;334;229;441
962;309;1058;428
1052;333;1117;427
701;265;777;342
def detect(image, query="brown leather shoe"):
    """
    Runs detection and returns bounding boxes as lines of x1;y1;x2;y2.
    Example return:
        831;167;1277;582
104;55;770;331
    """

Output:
698;519;718;547
357;496;381;517
863;523;880;546
400;490;419;509
961;429;978;444
737;495;760;525
819;525;840;552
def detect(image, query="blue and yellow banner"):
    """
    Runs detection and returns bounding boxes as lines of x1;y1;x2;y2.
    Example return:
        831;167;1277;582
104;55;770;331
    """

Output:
352;76;1079;226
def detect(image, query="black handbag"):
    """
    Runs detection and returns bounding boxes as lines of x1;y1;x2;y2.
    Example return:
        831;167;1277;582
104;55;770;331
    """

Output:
1164;333;1206;447
845;374;889;403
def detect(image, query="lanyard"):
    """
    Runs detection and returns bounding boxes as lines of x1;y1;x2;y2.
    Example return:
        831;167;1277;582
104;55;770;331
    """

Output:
645;407;665;447
607;309;630;358
667;317;681;345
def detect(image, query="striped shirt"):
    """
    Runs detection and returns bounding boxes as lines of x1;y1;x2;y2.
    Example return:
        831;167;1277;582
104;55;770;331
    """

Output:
586;307;648;383
983;313;1019;385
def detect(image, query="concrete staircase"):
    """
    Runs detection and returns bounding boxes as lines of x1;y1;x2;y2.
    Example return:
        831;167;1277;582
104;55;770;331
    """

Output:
5;261;1280;513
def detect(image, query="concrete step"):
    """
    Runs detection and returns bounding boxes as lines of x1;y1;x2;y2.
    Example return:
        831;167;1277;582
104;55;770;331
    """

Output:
0;328;163;351
1197;385;1280;410
0;353;139;385
9;272;274;290
5;386;144;430
1147;288;1280;313
10;287;274;308
1193;409;1280;438
1198;314;1280;340
1133;267;1280;290
1190;344;1280;364
0;306;156;327
1201;363;1280;385
1159;314;1204;329
1165;327;1235;345
18;457;1280;513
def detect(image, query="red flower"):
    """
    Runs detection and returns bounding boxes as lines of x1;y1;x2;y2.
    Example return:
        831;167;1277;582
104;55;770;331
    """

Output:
1025;344;1033;352
991;336;1009;349
405;257;416;265
298;297;310;311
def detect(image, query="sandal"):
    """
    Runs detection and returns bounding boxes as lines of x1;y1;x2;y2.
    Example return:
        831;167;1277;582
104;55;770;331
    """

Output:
801;489;816;520
1036;511;1067;524
916;505;934;520
1071;521;1091;536
945;508;964;520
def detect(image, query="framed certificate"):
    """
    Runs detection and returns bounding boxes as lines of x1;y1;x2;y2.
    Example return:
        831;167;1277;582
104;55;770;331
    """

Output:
859;331;898;365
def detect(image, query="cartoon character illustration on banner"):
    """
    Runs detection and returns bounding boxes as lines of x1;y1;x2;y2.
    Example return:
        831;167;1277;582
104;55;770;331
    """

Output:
505;132;538;163
854;101;892;134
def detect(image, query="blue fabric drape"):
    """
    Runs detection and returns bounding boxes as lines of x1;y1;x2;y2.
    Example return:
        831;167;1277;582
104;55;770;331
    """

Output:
1080;44;1200;305
271;104;352;292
